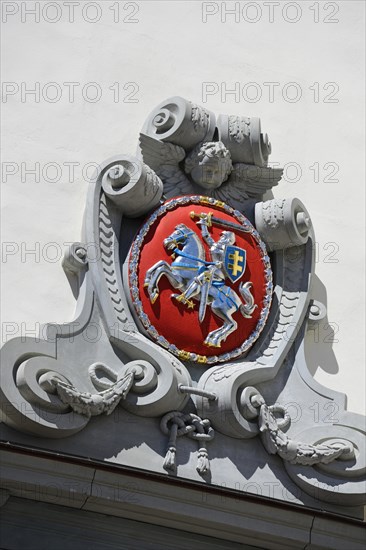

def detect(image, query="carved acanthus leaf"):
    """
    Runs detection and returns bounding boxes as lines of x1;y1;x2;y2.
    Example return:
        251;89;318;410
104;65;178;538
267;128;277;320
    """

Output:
190;102;210;132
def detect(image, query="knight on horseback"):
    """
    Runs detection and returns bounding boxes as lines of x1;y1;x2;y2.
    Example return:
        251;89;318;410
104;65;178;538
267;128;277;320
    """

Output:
174;214;257;333
144;213;257;348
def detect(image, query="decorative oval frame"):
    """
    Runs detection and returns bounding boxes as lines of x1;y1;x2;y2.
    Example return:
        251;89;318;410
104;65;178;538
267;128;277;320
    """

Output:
128;195;273;365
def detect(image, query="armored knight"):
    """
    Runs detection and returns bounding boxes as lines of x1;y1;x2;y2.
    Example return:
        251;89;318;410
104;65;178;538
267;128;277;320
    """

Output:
173;212;256;329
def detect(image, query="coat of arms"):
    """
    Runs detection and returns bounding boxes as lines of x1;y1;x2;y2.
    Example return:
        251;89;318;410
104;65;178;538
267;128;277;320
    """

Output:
1;96;364;512
129;196;272;363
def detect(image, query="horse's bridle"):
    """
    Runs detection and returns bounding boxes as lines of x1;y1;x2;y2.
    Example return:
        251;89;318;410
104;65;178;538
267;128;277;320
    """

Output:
168;226;195;248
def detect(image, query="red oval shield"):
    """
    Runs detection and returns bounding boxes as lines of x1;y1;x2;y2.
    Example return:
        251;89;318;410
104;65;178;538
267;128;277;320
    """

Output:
128;196;272;365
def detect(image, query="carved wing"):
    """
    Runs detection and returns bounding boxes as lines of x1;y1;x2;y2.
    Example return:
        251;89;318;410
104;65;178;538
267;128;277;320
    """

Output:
139;133;186;169
226;163;284;198
210;178;250;212
139;133;194;198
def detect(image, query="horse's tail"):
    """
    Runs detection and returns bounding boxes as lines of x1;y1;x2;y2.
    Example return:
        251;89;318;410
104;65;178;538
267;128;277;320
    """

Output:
239;282;257;318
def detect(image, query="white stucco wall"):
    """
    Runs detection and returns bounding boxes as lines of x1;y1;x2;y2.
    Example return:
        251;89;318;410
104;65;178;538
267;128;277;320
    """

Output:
1;0;365;415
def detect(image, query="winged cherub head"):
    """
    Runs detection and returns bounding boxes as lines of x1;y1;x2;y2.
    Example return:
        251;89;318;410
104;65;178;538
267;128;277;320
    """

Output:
184;141;233;190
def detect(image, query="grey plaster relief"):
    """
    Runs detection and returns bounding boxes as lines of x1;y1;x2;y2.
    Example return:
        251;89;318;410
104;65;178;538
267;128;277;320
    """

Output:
0;96;365;515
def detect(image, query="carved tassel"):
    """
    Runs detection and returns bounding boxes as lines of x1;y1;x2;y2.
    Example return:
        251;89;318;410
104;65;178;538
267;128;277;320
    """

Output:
163;446;177;472
196;445;210;475
163;423;178;472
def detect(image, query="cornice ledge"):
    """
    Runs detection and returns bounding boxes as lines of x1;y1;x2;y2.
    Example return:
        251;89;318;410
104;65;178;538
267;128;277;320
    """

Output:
0;446;364;550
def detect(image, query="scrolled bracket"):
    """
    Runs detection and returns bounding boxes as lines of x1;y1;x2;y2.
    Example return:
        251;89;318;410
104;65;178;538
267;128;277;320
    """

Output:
62;242;88;299
0;337;90;438
101;157;163;218
195;364;261;439
62;242;88;275
111;330;192;417
255;197;312;251
140;96;216;151
217;114;271;166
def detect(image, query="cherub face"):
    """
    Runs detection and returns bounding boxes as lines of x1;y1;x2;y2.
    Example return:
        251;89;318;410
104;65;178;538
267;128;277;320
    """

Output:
191;156;227;189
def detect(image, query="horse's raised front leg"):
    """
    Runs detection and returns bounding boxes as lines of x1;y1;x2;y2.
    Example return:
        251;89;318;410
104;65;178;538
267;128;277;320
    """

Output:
144;261;183;304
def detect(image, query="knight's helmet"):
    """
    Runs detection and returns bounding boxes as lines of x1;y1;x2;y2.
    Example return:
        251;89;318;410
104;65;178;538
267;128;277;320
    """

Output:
219;231;236;246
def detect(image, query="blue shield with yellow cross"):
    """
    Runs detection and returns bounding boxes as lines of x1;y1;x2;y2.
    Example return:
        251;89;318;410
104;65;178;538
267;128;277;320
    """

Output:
224;246;247;283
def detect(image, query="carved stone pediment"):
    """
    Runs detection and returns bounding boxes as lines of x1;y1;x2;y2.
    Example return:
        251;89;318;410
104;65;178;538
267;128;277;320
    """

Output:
1;96;365;515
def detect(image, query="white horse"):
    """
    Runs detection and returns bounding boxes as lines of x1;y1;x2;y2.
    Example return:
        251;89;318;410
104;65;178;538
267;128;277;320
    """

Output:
144;224;256;348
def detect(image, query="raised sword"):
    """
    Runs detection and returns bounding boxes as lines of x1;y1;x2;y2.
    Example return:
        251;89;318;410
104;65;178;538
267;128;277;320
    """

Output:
190;211;251;233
